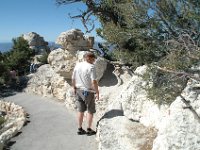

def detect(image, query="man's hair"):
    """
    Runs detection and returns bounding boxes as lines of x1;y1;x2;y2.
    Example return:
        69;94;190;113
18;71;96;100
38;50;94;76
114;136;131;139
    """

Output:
84;52;96;59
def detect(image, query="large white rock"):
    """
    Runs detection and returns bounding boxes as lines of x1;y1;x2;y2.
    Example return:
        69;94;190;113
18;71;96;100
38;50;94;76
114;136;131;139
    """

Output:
56;29;94;51
22;32;49;55
0;101;26;143
47;48;77;79
106;65;169;128
47;48;107;80
97;116;157;150
97;65;167;150
25;64;70;100
152;79;200;150
99;65;200;150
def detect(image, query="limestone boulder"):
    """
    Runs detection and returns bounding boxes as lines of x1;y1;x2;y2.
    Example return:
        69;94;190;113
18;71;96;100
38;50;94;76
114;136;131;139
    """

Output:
152;79;200;150
0;101;26;143
106;65;168;127
25;64;70;100
56;29;94;51
47;49;107;80
97;64;200;150
47;48;77;79
95;57;108;81
22;32;49;55
97;116;157;150
25;64;77;109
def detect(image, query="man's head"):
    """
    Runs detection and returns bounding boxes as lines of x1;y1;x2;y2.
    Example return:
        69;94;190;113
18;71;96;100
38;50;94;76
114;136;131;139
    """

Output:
84;52;96;64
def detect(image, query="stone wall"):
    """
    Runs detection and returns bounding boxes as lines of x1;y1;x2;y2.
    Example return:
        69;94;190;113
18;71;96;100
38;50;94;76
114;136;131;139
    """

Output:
0;100;26;147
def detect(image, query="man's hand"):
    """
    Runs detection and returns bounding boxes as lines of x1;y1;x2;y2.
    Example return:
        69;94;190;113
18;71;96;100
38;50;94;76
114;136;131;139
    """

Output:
92;80;100;101
72;79;76;95
95;92;99;101
73;87;77;95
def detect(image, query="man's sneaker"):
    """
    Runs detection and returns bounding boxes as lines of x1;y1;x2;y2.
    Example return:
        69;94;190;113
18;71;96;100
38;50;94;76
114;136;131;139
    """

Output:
86;128;96;136
77;127;86;135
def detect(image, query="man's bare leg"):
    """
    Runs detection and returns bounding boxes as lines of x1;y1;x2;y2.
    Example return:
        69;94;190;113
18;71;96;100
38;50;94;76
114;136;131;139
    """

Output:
86;112;96;135
77;112;87;135
78;112;84;128
87;112;93;129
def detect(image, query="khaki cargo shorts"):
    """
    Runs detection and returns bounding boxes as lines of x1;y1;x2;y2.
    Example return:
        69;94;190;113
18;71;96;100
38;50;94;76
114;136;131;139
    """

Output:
76;89;96;113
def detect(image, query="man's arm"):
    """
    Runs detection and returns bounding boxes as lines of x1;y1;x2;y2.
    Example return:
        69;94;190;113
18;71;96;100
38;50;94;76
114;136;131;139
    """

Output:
72;78;76;94
92;80;99;100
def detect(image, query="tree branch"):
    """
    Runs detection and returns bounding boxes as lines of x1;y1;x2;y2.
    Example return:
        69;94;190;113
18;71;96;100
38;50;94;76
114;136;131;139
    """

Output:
55;0;81;5
180;95;200;124
155;66;200;82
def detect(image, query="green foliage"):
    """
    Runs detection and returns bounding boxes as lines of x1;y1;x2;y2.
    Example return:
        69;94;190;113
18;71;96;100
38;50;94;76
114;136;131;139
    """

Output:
144;33;200;105
11;37;34;67
143;66;188;105
2;37;34;70
0;36;34;85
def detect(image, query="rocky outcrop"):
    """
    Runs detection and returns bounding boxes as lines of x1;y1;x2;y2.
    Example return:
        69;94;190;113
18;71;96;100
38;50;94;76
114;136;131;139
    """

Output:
0;101;26;146
152;79;200;150
56;29;94;51
25;64;70;101
97;65;159;150
25;29;107;110
47;48;77;79
26;54;107;110
97;116;157;150
97;65;200;150
22;32;49;55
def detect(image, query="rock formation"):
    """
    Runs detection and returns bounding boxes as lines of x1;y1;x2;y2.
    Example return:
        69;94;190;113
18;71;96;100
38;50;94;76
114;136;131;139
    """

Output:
22;32;49;55
96;65;200;150
25;64;70;101
0;101;26;147
56;29;94;51
25;29;107;110
96;65;159;150
47;48;77;79
152;79;200;150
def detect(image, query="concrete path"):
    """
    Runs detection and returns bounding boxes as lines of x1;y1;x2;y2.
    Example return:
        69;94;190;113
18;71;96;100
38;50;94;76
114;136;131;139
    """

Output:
3;92;98;150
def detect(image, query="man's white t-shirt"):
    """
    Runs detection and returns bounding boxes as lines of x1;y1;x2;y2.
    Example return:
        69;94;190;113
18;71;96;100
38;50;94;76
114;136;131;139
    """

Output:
72;61;97;91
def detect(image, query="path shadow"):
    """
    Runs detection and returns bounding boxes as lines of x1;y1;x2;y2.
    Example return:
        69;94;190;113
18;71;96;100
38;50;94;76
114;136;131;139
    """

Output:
13;131;22;137
99;63;118;87
3;141;16;150
96;109;124;128
0;86;16;98
23;120;31;127
0;76;29;99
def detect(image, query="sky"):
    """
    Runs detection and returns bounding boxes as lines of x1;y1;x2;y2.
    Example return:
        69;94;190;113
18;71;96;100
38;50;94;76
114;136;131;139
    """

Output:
0;0;102;43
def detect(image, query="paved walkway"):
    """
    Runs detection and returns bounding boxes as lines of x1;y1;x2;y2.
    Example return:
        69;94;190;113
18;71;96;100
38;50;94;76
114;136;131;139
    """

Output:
3;92;98;150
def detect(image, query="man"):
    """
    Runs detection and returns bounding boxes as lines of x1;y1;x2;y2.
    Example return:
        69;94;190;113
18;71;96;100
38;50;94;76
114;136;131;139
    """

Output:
72;52;99;136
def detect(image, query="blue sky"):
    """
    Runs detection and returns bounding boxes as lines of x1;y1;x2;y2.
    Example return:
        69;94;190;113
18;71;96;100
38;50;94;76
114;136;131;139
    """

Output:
0;0;102;43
